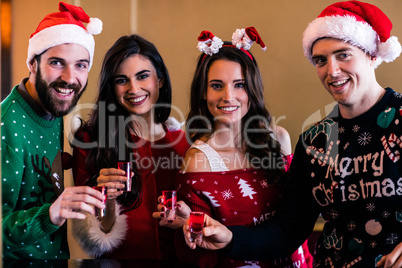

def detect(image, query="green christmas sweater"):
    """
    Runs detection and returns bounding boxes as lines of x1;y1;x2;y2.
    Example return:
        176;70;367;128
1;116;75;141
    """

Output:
1;85;69;259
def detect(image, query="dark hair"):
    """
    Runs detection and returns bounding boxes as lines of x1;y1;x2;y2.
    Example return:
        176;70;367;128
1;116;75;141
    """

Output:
74;34;172;209
98;34;172;124
186;42;285;182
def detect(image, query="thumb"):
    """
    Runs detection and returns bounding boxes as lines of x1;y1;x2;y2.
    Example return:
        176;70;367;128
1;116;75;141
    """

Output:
176;201;191;218
203;225;215;237
202;214;219;237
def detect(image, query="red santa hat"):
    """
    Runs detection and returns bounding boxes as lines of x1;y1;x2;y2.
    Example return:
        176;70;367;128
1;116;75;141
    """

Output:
27;2;102;70
303;1;401;68
232;27;267;51
197;31;223;56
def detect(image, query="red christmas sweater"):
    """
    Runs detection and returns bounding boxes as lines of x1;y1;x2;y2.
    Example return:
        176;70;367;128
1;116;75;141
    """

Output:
176;157;312;267
73;125;189;260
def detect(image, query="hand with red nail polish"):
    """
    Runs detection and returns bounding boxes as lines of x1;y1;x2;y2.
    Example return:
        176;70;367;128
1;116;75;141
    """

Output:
152;195;191;229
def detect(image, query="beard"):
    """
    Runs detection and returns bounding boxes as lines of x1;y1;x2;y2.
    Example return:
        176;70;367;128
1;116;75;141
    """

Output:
35;67;87;117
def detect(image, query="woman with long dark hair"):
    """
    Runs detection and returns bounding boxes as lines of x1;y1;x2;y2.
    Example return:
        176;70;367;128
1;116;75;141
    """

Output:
71;34;189;260
176;28;312;267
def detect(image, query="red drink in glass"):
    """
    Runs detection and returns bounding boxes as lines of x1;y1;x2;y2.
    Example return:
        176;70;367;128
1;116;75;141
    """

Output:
190;211;205;242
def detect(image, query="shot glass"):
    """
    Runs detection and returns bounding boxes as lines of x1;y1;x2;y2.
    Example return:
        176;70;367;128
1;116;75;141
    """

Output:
117;161;132;192
190;211;205;243
92;186;107;218
162;190;177;221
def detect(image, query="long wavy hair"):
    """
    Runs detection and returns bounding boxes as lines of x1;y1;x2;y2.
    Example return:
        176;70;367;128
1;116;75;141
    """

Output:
74;34;172;209
186;42;285;182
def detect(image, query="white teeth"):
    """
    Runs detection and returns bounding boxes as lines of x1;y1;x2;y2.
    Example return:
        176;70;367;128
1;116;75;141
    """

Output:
132;96;146;103
55;88;73;95
220;106;238;112
331;79;348;86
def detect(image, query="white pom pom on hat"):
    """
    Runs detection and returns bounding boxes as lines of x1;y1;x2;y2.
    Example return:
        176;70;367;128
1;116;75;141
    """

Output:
87;17;103;35
27;1;103;70
302;0;402;68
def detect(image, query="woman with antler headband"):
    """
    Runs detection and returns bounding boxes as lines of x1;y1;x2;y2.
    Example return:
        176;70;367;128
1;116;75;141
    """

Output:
174;27;313;267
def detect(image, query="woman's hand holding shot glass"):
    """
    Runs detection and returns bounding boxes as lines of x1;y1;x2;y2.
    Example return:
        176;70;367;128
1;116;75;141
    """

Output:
183;213;233;251
96;164;134;199
152;195;191;229
154;195;233;251
95;165;134;232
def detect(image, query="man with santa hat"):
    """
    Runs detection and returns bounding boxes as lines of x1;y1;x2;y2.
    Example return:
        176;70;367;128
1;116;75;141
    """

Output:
1;2;104;259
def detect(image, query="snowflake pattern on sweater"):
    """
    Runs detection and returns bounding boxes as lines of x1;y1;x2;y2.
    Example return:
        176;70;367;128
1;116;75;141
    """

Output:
177;168;310;268
1;85;68;259
297;88;402;267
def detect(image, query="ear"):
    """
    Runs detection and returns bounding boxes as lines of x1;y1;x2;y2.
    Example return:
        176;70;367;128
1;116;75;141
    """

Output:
369;55;377;67
159;77;164;89
28;58;38;75
203;92;207;100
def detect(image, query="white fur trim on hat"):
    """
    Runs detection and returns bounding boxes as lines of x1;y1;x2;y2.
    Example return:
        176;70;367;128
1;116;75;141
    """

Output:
27;24;95;70
377;36;402;65
197;36;223;56
71;203;128;257
303;15;402;68
232;28;253;50
165;116;185;131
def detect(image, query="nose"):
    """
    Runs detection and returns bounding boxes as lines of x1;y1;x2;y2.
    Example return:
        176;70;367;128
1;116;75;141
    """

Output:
127;79;142;94
327;58;341;77
61;66;76;85
222;86;234;102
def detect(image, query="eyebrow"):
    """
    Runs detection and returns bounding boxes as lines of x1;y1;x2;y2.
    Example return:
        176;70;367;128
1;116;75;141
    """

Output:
47;57;90;66
135;70;151;75
332;48;352;54
114;69;150;79
78;59;90;64
312;48;352;59
209;79;245;83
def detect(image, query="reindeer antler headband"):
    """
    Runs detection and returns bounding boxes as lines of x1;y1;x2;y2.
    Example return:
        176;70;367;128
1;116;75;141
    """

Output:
197;27;266;60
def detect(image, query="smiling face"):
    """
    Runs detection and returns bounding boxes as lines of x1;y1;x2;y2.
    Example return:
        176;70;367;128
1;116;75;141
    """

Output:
30;43;89;117
114;54;161;120
206;59;249;127
311;38;378;116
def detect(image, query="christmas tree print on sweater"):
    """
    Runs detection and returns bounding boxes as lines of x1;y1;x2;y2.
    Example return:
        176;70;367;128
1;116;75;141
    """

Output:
202;191;221;207
238;179;257;199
